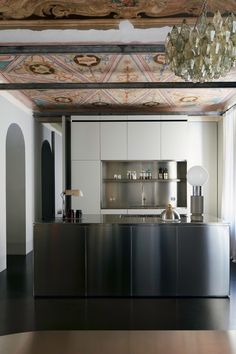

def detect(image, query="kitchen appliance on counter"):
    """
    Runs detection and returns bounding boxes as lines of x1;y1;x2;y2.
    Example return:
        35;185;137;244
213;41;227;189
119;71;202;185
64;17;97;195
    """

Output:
160;204;181;222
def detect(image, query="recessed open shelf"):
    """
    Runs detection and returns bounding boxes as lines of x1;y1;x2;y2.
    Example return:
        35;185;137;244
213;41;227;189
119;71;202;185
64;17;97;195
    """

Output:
103;178;182;182
101;160;187;209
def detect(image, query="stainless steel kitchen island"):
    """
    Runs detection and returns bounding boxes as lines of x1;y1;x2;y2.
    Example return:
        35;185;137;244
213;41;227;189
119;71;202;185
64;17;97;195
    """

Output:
33;215;230;297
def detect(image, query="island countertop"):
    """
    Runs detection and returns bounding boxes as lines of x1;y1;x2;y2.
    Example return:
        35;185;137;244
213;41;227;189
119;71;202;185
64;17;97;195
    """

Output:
34;214;230;298
35;214;229;225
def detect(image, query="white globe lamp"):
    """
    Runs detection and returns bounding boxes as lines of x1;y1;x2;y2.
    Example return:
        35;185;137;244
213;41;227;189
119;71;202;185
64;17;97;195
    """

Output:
187;166;209;221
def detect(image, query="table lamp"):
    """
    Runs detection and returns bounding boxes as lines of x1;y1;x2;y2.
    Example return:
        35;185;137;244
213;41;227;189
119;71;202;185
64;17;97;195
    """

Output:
61;189;83;219
187;166;209;222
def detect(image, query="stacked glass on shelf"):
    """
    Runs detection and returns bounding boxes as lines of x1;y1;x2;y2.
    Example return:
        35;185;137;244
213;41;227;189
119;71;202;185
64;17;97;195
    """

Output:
139;169;152;180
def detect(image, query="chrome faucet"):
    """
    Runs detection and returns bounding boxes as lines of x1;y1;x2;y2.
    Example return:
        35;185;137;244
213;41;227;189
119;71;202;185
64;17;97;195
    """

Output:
141;184;146;206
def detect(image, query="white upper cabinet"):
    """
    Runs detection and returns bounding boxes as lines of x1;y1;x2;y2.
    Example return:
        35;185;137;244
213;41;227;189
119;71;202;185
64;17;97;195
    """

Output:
71;121;100;160
187;121;217;217
101;122;127;160
160;121;188;160
71;160;101;214
127;122;161;160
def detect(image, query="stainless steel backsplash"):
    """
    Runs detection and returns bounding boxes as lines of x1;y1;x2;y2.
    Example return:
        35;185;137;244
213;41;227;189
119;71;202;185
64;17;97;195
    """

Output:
101;160;187;209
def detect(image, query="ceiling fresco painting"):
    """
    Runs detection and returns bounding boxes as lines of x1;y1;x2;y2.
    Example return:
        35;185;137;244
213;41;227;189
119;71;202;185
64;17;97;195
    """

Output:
0;0;236;116
0;51;235;114
23;88;233;113
0;0;235;29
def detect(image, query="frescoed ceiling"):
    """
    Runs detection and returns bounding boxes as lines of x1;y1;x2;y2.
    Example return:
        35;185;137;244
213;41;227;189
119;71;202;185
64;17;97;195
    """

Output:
0;0;235;29
0;0;236;118
0;51;235;116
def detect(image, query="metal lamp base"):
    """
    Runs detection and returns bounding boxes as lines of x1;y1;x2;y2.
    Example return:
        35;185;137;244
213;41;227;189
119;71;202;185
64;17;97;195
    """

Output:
191;195;204;222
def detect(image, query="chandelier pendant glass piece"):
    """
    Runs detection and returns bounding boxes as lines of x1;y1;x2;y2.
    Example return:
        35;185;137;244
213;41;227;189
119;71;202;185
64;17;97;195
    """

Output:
165;1;236;82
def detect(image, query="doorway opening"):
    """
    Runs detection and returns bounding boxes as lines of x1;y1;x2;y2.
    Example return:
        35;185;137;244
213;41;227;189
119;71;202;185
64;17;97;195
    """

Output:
41;139;55;219
6;123;26;257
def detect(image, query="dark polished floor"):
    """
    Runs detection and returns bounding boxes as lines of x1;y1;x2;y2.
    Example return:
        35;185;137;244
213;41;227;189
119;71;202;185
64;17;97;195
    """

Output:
0;253;236;335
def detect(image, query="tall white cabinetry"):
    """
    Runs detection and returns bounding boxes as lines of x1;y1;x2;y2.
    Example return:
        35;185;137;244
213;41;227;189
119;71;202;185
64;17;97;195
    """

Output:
71;116;218;216
71;118;100;214
186;121;217;217
101;120;127;160
71;121;100;160
161;121;188;160
128;121;161;160
71;161;100;214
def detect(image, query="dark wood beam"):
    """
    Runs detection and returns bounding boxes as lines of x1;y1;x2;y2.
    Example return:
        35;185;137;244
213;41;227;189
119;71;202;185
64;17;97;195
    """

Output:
33;109;222;120
0;18;196;31
1;82;236;90
0;44;165;55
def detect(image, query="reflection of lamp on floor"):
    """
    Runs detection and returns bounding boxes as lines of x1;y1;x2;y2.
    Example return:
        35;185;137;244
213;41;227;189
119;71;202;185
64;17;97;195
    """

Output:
187;166;209;222
61;189;83;219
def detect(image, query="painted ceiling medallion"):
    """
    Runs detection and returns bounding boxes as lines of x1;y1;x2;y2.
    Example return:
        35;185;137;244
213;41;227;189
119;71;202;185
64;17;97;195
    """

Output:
55;97;73;103
29;63;55;75
180;96;198;103
73;55;101;67
92;101;109;106
153;54;166;65
143;101;160;106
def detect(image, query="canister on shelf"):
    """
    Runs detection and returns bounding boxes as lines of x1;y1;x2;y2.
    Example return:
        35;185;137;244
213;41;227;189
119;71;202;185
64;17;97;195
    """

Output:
163;168;168;179
158;167;163;179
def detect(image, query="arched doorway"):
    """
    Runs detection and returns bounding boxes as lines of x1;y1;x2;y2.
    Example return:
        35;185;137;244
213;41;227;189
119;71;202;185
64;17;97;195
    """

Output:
6;123;26;255
41;140;55;219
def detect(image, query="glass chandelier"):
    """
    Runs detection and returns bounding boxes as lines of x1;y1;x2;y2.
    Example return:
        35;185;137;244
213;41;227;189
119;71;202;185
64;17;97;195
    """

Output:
165;1;236;82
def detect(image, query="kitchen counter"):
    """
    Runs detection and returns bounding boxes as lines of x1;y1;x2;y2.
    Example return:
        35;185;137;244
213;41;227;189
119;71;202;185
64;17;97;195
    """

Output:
35;214;228;225
34;215;230;298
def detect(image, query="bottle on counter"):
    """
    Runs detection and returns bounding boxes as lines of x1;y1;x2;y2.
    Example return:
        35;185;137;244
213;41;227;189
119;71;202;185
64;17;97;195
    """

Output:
66;209;74;220
158;167;163;179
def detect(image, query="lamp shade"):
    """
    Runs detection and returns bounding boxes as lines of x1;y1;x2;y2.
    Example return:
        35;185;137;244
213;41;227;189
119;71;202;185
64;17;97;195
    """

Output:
187;166;209;186
64;189;83;197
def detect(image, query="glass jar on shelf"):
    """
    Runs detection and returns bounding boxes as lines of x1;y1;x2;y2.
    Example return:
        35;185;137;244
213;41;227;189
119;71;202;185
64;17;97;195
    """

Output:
158;167;163;179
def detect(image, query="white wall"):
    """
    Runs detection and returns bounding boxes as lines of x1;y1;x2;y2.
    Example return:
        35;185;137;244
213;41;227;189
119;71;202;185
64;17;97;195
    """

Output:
0;94;34;271
0;94;62;272
6;124;26;255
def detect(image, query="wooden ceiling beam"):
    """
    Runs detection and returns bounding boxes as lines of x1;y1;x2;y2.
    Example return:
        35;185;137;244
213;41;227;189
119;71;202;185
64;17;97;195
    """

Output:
0;82;236;90
0;44;165;55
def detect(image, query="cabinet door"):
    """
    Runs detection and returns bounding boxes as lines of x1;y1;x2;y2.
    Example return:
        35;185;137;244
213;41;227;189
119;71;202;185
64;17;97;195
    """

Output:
132;225;177;296
101;122;127;160
34;224;85;296
71;161;100;214
187;122;217;216
161;121;188;160
177;225;229;296
128;122;161;160
71;121;100;160
87;225;131;296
